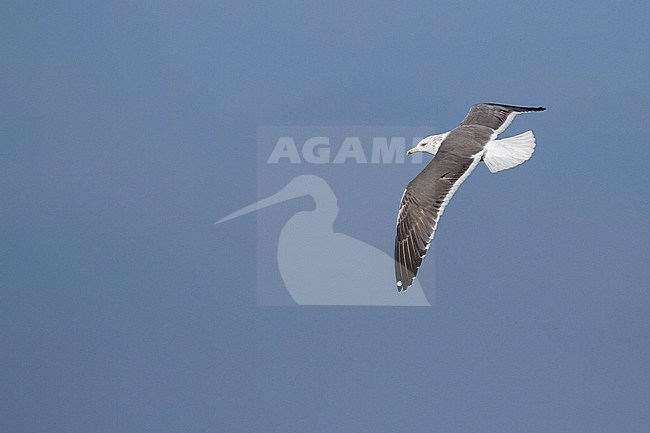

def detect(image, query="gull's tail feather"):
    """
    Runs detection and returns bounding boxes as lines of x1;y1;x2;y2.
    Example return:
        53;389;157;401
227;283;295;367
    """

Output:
483;130;536;173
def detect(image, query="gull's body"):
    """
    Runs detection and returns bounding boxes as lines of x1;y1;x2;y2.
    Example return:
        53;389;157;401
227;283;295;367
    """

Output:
395;103;545;291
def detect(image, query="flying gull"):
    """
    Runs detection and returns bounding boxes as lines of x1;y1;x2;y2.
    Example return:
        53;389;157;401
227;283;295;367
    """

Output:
395;103;545;291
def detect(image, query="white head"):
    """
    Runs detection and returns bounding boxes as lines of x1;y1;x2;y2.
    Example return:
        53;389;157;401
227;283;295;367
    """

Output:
407;132;450;156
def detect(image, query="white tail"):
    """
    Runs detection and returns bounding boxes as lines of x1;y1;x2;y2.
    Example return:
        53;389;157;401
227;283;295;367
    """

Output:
483;130;536;173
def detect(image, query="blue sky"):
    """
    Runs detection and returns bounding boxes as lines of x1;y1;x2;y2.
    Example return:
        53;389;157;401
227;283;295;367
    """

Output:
2;1;649;432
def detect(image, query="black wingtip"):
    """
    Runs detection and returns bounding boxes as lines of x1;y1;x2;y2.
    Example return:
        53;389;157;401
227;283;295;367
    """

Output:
482;103;546;112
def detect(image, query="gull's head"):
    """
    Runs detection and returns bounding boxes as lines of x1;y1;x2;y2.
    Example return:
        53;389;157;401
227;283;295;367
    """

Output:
407;132;450;156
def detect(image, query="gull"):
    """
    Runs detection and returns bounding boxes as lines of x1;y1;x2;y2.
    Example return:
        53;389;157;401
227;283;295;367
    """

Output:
395;103;545;291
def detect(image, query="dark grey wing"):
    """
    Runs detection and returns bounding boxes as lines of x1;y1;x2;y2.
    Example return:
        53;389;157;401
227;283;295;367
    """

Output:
460;103;545;134
395;150;483;291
